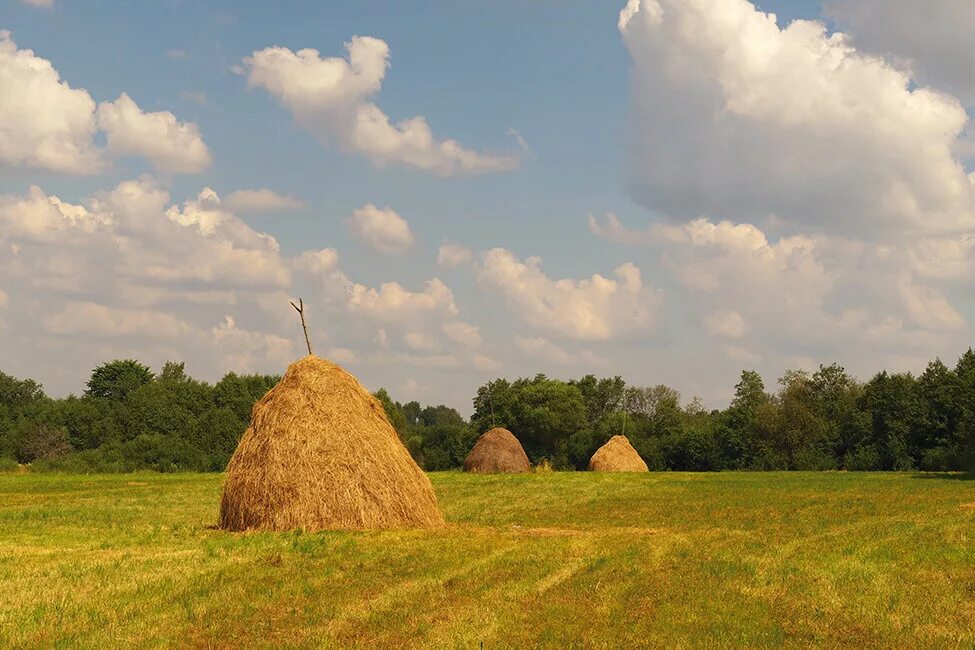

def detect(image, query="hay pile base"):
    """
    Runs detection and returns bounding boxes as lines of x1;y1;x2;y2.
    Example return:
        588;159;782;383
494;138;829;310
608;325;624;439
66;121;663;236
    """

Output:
219;355;444;532
588;435;649;472
464;427;531;474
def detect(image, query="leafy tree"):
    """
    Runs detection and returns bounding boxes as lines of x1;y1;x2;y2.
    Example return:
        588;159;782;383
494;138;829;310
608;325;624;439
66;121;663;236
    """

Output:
85;360;154;402
213;372;278;422
375;388;408;438
571;375;626;427
472;375;587;467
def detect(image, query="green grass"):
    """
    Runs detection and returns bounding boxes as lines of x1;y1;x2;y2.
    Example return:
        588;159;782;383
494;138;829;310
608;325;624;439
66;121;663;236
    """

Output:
1;472;972;648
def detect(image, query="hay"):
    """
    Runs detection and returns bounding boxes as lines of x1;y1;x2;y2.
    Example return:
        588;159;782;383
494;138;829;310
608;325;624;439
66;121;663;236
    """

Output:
464;427;531;474
588;435;649;472
219;355;444;532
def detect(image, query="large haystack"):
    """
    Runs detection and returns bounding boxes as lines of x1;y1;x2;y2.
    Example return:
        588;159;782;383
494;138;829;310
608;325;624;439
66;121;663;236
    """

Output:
219;355;444;532
588;435;649;472
464;427;531;474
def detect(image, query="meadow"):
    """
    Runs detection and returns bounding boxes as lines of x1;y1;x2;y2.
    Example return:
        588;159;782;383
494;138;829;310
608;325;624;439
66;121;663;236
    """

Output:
1;471;972;648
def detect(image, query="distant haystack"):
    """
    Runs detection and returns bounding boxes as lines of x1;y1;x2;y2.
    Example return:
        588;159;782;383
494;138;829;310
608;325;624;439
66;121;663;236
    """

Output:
219;355;444;532
464;427;531;474
588;435;649;472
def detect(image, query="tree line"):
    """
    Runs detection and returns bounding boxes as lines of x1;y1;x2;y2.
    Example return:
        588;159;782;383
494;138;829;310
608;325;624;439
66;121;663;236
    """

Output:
2;351;974;473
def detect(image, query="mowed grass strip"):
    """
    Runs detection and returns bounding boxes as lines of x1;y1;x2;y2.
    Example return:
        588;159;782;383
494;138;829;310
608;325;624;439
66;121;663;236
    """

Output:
0;472;972;648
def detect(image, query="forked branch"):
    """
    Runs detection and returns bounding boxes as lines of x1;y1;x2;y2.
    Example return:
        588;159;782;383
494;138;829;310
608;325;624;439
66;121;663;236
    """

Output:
290;298;313;356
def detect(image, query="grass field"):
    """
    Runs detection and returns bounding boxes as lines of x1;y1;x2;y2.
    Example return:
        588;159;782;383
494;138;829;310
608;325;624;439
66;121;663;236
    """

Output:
1;472;973;648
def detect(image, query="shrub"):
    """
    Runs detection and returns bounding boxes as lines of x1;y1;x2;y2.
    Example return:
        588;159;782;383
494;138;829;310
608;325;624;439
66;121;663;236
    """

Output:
845;445;881;471
20;425;72;462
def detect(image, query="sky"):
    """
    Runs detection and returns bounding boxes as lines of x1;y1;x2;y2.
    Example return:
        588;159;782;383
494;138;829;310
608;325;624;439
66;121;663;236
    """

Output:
2;0;974;415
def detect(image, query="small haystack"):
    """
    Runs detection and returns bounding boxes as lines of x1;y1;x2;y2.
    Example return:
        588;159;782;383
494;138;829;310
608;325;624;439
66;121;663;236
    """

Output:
464;427;531;474
588;435;649;472
219;355;444;532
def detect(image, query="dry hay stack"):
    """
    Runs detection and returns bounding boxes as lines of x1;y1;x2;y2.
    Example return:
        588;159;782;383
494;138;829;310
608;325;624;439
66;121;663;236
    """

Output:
219;355;444;532
464;427;531;474
588;435;649;472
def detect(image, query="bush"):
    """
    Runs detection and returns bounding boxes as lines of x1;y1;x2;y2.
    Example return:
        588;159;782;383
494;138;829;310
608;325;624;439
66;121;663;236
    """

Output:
845;445;881;471
20;425;72;462
31;447;134;474
0;457;20;472
920;446;958;472
793;447;837;471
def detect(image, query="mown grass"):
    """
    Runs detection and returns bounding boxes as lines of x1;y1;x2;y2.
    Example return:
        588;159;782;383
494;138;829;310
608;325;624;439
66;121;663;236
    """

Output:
0;472;972;648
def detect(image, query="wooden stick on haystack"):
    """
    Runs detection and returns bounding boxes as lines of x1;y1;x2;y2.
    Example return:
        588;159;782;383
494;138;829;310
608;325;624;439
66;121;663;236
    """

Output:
290;298;313;356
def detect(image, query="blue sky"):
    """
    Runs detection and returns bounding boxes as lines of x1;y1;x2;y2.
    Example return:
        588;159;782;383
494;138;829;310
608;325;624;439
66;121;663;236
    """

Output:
2;0;974;413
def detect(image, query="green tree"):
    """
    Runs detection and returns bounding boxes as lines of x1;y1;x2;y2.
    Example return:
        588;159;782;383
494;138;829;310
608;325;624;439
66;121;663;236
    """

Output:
570;375;627;428
85;360;154;402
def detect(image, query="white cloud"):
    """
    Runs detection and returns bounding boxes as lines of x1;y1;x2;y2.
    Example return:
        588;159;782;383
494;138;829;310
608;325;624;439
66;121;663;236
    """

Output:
909;236;975;281
897;278;964;332
210;316;295;372
166;49;188;61
43;303;193;339
243;36;518;176
595;215;967;362
96;93;211;173
442;320;482;348
588;213;655;245
326;347;358;365
515;337;570;365
705;311;747;340
0;32;210;175
478;248;659;341
0;181;306;391
0;31;101;173
618;0;975;237
345;277;458;322
293;248;339;275
224;189;304;213
347;203;414;254
19;0;53;8
824;0;975;105
403;331;438;352
437;242;473;268
473;355;503;372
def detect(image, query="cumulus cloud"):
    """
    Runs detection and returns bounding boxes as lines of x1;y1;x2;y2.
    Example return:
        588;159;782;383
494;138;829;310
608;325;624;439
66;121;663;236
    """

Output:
478;248;659;341
0;31;101;173
823;0;975;105
345;277;457;322
242;36;518;176
442;320;482;348
0;180;303;390
618;0;975;237
326;347;358;365
705;311;747;340
515;337;571;365
594;215;967;364
96;93;211;173
437;242;473;268
224;189;305;213
347;203;414;254
0;176;502;403
0;32;210;175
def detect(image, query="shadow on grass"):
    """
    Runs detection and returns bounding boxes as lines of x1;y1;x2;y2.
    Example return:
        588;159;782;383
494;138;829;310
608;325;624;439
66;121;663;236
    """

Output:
911;471;975;482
